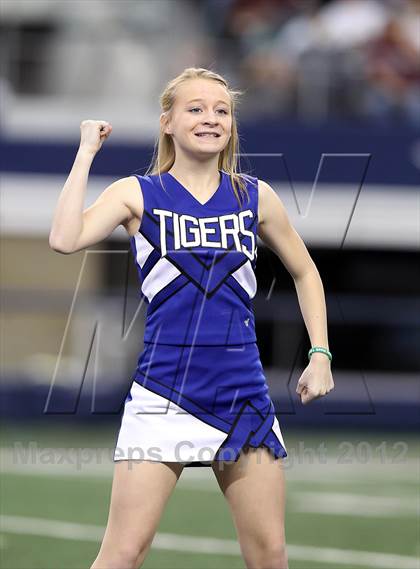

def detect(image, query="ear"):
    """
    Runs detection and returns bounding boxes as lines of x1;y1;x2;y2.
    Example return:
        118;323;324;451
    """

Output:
160;112;172;135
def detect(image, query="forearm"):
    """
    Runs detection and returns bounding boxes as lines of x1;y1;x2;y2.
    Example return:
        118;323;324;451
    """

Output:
49;148;95;251
293;268;330;356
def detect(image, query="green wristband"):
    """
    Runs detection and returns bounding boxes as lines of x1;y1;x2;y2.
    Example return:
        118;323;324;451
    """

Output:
308;346;332;362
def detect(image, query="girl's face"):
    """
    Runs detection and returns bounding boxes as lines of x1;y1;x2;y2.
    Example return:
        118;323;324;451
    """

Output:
162;78;233;159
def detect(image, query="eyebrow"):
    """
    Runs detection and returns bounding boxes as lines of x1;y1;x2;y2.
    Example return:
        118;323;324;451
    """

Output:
186;98;230;106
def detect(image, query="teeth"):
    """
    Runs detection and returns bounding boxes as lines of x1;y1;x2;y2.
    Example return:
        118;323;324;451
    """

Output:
196;133;218;137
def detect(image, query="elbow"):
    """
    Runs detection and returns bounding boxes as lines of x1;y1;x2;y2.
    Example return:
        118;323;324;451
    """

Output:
48;234;74;254
293;260;319;282
50;243;74;255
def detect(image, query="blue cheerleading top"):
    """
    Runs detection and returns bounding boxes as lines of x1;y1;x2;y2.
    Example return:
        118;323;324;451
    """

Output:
130;170;260;346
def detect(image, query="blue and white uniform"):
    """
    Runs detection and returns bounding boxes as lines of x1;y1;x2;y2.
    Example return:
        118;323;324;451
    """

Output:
113;170;287;466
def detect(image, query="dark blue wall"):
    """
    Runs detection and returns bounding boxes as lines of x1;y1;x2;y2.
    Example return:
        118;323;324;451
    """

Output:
1;121;419;185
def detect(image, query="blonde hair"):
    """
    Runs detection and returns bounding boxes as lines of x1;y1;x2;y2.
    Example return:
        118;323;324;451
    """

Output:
145;67;249;207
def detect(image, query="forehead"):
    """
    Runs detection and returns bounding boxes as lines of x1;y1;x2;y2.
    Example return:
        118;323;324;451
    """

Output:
175;78;231;106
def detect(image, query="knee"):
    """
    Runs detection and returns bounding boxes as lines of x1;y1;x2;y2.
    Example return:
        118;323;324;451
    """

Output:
248;539;288;569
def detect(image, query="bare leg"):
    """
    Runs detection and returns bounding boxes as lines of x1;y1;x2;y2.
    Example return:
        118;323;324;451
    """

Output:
90;459;184;569
212;447;288;569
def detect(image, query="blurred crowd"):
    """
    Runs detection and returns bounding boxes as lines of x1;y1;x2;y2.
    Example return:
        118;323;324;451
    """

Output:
1;0;419;125
199;0;420;124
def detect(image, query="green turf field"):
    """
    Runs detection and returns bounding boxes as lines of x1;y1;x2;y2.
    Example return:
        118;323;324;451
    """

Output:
0;423;418;569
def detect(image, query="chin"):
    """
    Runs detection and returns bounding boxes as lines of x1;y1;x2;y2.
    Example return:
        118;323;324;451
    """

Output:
192;149;222;160
191;142;223;155
195;138;228;151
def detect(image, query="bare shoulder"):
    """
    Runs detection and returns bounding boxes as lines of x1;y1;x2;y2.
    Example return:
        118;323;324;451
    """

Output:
257;178;286;225
256;178;312;279
107;175;143;209
257;178;278;199
104;175;144;237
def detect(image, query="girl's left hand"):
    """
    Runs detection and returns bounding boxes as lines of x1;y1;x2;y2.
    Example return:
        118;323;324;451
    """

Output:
296;354;334;405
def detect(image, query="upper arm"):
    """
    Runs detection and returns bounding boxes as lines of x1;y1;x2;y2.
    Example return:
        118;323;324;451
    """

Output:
257;179;315;279
70;175;143;253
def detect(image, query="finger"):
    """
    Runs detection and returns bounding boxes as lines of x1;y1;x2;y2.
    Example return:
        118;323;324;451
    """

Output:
100;126;112;138
299;388;310;404
296;381;306;394
301;390;320;405
301;392;311;405
302;394;315;405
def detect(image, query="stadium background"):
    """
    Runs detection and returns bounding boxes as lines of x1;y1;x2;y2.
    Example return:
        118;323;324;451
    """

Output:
0;1;418;568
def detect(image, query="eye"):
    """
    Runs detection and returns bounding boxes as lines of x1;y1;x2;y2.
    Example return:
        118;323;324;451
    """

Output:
188;107;229;114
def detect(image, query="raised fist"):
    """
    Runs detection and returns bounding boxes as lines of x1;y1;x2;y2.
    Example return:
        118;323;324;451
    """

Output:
79;119;113;155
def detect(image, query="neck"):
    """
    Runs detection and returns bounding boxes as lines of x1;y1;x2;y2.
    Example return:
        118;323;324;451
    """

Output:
168;153;221;191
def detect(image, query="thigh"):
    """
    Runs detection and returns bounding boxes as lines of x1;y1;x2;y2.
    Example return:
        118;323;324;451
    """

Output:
212;447;287;546
99;460;184;556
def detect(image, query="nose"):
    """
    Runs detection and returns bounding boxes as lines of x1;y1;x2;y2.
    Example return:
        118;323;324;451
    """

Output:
202;112;219;125
202;121;218;129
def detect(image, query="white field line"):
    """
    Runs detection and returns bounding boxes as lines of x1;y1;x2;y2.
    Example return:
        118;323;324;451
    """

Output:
291;492;419;518
0;515;418;569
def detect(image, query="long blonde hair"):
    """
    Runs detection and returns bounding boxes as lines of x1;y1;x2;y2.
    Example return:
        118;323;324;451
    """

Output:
145;67;249;207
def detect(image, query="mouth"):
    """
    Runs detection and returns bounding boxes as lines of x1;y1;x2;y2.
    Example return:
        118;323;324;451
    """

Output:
194;132;221;138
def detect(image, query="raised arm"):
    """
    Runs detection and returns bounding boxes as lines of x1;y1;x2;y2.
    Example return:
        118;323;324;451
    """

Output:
49;120;142;254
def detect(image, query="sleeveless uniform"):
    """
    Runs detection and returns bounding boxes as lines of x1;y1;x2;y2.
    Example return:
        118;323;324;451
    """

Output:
113;170;287;466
